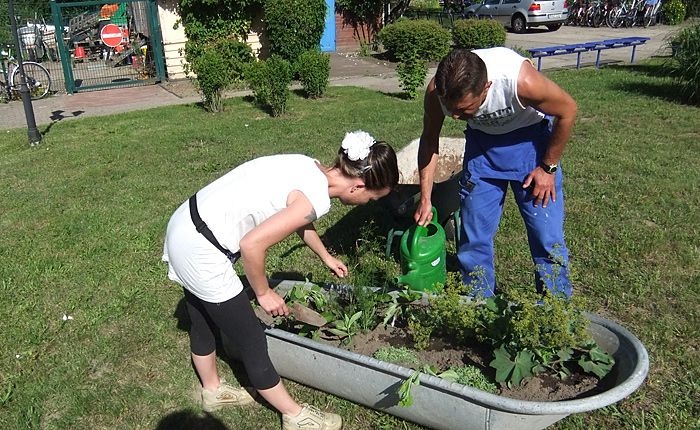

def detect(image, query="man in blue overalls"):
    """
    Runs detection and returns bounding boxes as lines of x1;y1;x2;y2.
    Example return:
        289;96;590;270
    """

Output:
414;48;577;297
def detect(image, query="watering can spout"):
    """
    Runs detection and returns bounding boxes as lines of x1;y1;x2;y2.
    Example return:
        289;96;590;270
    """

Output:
395;272;419;288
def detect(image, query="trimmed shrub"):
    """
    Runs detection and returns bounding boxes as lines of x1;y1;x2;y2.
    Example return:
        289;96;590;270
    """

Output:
245;56;293;117
452;19;507;50
668;24;700;102
264;0;326;61
662;0;686;24
378;18;451;62
190;39;254;112
295;50;331;98
411;0;441;9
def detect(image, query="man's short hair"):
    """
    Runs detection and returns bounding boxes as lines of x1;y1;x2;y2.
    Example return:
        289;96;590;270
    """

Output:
435;49;488;102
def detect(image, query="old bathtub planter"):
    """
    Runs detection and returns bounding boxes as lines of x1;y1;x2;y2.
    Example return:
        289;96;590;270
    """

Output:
261;281;649;430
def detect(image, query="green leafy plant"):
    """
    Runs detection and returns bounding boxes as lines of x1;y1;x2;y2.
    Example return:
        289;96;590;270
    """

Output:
245;56;293;117
397;55;428;100
378;18;451;62
373;346;420;365
346;284;380;331
439;366;498;393
295;50;331;99
490;345;537;386
383;285;422;327
399;363;497;407
398;368;422;407
577;342;616;379
329;311;363;344
662;0;687;24
452;19;507;50
667;24;700;102
407;316;432;350
189;38;253;112
178;0;256;109
286;282;329;311
264;0;326;61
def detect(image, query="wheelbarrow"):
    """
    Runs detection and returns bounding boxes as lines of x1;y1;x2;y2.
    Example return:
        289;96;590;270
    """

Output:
382;137;465;257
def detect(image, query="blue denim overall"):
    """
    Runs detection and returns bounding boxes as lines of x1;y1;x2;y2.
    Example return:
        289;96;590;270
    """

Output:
458;119;572;297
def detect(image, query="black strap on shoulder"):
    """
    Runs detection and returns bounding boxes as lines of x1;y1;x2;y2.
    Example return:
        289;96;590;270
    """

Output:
188;194;241;264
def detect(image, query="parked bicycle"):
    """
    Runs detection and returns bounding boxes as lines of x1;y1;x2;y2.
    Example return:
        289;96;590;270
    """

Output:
642;0;661;27
0;45;52;102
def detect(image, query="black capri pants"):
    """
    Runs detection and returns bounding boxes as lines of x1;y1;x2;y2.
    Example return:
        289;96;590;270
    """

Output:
183;289;281;390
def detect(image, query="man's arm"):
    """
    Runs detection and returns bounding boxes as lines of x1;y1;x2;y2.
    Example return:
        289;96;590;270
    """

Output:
415;77;447;226
518;61;577;207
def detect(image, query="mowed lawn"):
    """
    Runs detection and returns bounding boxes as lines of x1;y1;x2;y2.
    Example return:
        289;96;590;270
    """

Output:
0;61;698;430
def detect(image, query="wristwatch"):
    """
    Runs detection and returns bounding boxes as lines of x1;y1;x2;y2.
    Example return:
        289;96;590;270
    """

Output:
540;161;558;174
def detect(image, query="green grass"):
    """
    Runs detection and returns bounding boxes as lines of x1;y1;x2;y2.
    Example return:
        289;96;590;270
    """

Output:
1;63;699;429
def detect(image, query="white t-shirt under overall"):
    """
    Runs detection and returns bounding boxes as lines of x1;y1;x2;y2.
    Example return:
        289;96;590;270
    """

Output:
162;154;331;303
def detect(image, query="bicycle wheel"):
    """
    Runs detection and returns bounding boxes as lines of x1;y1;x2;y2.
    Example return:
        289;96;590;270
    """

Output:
11;62;51;100
643;8;654;26
609;7;624;27
591;6;604;26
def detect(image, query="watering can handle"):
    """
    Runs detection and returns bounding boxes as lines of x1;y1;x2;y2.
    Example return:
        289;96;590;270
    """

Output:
410;207;439;256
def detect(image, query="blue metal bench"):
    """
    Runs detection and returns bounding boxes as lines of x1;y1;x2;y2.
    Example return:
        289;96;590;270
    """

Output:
528;37;651;71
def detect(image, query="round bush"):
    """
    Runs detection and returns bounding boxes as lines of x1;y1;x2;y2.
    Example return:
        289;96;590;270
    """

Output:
378;18;451;62
245;56;293;117
452;19;506;50
295;50;331;98
264;0;326;61
191;39;254;112
662;0;687;24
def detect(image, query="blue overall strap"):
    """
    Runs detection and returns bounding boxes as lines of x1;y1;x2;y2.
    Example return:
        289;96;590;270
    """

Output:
188;194;241;264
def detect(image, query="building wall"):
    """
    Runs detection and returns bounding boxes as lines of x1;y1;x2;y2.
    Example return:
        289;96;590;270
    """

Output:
156;0;263;80
335;12;379;52
156;0;188;79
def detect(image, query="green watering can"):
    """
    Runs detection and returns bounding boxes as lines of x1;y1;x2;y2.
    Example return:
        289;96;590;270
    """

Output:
395;207;446;292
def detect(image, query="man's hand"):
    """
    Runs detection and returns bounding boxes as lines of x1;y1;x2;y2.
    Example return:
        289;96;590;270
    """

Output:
323;255;349;278
523;167;556;208
256;288;289;317
414;198;434;227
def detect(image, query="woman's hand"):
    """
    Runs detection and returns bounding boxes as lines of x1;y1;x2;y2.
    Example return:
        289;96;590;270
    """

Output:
323;255;349;278
256;289;289;317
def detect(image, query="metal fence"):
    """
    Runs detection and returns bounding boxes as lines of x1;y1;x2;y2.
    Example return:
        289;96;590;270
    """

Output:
12;0;166;95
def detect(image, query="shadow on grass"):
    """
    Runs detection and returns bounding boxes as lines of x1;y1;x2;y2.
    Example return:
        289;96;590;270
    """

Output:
156;410;230;430
383;91;413;100
607;61;672;79
613;79;696;106
320;200;399;258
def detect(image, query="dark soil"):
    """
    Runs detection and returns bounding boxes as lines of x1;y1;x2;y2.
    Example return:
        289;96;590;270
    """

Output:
313;324;608;402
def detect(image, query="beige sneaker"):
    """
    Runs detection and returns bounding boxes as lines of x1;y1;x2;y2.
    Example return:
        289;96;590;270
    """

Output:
201;380;256;412
282;404;342;430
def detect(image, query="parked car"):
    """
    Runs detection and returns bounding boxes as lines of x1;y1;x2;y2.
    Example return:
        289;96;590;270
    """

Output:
463;0;568;33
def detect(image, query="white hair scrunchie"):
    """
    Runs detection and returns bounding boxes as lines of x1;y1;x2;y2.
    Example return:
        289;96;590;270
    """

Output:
341;130;376;161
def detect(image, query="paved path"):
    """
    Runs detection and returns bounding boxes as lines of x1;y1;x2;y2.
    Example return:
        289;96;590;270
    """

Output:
0;24;676;131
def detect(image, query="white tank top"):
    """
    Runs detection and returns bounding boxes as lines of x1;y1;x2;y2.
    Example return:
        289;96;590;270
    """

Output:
444;47;545;135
